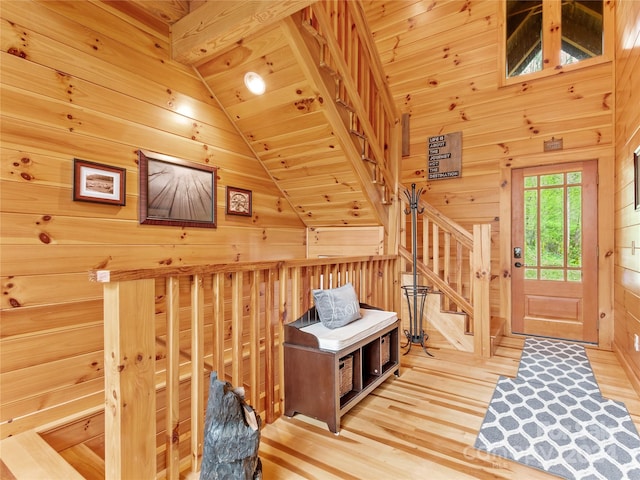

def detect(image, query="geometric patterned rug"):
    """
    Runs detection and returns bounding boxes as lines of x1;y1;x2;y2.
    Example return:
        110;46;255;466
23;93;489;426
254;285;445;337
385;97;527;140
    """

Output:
475;338;640;479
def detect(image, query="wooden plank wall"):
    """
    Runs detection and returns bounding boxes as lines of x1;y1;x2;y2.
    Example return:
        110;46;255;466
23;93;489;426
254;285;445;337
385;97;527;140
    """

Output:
0;0;307;439
613;0;640;386
364;0;616;345
307;226;384;257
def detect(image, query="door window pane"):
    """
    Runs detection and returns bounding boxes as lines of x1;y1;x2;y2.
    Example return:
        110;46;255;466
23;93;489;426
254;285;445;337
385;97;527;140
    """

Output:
524;190;538;267
540;173;563;186
540;269;564;281
540;187;564;267
567;171;582;184
524;175;538;188
567;185;582;268
567;270;582;282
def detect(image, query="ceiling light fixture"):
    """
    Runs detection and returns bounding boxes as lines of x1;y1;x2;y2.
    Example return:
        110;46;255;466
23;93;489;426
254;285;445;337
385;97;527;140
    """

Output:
244;72;266;95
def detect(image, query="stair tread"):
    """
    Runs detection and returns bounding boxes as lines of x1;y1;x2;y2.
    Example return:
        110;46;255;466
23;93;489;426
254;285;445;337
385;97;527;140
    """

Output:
0;431;84;480
490;316;506;337
60;443;105;480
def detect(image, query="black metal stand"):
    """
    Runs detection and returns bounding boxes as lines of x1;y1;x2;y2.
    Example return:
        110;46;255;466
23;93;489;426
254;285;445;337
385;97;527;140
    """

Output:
401;285;432;356
402;184;433;357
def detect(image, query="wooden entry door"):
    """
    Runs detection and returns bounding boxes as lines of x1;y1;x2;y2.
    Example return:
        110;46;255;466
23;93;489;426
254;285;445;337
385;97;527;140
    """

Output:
511;161;598;343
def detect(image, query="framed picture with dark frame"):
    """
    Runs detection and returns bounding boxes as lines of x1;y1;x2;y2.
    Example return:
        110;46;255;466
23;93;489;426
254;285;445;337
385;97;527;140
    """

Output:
635;149;640;211
73;158;126;206
138;149;217;228
226;186;252;216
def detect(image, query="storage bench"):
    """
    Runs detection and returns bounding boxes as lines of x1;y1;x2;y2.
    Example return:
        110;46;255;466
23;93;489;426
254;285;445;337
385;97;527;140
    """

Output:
283;307;400;433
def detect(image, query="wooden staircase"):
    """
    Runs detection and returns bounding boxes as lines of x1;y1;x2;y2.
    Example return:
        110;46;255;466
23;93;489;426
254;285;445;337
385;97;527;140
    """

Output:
400;273;505;356
425;290;474;352
293;1;498;358
295;1;397;209
398;194;495;358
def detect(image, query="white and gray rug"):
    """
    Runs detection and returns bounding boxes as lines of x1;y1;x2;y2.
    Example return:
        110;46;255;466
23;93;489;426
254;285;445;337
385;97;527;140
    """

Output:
475;338;640;480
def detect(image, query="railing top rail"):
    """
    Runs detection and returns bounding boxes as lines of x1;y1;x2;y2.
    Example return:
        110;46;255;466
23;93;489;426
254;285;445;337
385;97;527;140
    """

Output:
345;1;398;124
89;255;397;283
403;195;474;248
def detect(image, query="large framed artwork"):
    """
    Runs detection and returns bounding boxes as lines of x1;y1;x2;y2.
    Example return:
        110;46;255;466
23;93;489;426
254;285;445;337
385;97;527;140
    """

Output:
138;149;217;228
73;158;126;206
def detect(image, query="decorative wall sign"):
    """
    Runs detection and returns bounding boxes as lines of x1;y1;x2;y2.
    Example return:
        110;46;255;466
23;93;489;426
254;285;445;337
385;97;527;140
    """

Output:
226;186;252;216
73;159;126;205
427;131;462;180
544;136;563;151
401;113;411;157
138;149;217;228
635;148;640;211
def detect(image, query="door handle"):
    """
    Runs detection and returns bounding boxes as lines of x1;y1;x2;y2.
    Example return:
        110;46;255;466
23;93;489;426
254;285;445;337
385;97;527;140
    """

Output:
514;262;523;268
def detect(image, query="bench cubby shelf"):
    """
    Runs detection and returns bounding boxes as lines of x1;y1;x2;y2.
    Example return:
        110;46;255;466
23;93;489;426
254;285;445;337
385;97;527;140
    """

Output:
283;312;400;433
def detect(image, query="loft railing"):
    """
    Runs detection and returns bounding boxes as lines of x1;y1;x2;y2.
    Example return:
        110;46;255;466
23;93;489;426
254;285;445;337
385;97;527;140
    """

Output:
299;1;397;204
399;193;492;357
90;255;397;479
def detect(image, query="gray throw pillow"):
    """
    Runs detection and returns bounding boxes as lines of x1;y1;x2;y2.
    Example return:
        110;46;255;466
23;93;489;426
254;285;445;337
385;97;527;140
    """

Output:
312;283;361;329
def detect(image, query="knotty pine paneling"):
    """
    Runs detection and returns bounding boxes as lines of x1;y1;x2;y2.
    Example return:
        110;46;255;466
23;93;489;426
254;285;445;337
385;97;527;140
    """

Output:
1;387;105;439
193;11;385;228
0;87;244;169
367;0;496;52
1;324;104;373
614;0;640;383
67;0;175;40
0;300;103;338
1;213;303;248
0;52;239;149
197;25;295;97
1;241;305;277
366;0;616;343
1;352;104;413
307;226;383;257
1;1;200;98
0;0;304;439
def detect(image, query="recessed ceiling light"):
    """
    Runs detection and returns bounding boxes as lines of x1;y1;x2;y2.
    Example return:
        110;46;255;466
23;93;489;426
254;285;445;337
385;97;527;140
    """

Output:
244;72;266;95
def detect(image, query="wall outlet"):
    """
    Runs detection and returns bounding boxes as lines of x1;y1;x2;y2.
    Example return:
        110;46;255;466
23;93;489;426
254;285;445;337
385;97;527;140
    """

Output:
635;334;640;352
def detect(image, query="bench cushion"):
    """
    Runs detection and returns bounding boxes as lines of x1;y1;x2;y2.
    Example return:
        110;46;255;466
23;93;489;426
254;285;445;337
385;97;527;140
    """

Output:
300;308;397;352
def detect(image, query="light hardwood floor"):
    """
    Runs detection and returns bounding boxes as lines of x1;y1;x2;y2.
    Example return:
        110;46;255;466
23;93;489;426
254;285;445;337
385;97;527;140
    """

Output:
258;336;640;480
7;336;636;479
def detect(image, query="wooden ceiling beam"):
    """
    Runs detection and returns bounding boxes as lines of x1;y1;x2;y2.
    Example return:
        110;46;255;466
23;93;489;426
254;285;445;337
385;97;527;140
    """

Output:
171;0;316;65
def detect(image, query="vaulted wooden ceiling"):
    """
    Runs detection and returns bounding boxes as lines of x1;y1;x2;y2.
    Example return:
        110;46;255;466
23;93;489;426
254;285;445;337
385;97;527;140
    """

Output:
110;0;392;229
104;1;609;231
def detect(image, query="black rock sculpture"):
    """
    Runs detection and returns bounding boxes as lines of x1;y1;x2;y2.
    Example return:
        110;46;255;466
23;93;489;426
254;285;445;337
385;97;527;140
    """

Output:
200;372;262;480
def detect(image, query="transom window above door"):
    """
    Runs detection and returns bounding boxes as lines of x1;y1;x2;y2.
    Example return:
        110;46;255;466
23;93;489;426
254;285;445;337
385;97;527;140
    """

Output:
501;0;613;84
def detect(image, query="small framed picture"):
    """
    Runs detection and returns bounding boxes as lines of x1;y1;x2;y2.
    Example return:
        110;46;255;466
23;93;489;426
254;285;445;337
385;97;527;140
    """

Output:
226;186;252;216
73;159;126;205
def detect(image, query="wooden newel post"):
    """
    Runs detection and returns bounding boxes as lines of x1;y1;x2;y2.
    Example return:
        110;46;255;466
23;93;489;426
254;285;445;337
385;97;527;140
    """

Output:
103;279;157;479
472;225;492;358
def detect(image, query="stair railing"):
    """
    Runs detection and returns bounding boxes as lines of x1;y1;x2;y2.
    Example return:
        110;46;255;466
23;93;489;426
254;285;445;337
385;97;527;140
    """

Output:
399;193;492;357
295;2;492;358
299;1;398;205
